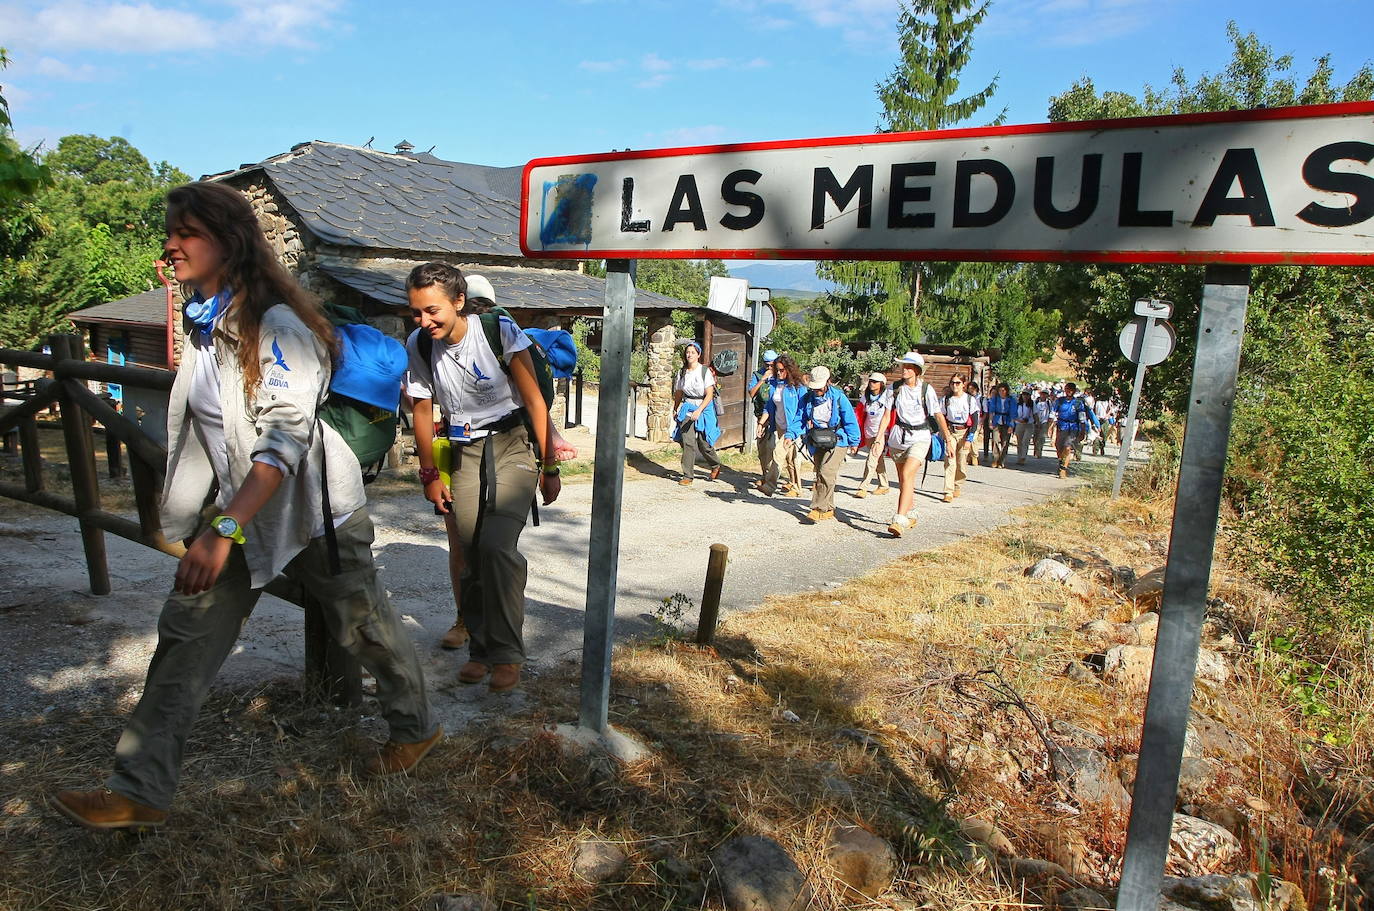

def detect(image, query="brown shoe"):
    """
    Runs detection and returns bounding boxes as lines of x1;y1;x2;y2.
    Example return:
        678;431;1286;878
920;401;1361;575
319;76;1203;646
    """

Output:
818;510;836;521
1058;468;1069;478
458;661;489;684
709;465;721;480
678;478;693;486
365;725;444;777
952;488;962;498
488;664;522;693
873;487;890;496
440;620;470;650
853;489;869;499
942;494;954;503
51;788;167;831
804;508;822;523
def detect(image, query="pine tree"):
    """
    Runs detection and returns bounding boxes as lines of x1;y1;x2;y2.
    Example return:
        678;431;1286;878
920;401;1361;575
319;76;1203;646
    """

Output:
817;0;1004;345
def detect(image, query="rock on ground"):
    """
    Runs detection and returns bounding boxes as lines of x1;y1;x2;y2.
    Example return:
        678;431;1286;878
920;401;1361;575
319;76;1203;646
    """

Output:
825;824;896;899
1054;886;1112;910
573;839;629;883
1052;746;1131;812
1168;813;1242;876
711;836;812;911
432;895;497;911
1161;873;1306;911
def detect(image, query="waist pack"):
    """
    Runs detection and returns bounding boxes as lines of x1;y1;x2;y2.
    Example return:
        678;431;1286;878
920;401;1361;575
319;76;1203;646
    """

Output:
807;426;838;452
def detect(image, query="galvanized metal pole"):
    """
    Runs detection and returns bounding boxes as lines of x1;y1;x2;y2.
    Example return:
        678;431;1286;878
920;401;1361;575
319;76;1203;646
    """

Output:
1111;316;1155;499
579;259;636;733
1117;265;1250;911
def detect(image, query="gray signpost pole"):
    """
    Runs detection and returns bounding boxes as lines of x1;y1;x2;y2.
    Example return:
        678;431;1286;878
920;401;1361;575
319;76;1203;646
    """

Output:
578;259;636;734
1111;317;1155;499
1116;265;1251;911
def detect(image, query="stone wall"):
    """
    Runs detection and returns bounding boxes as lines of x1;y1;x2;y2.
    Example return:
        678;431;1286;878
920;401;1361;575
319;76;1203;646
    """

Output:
645;316;676;443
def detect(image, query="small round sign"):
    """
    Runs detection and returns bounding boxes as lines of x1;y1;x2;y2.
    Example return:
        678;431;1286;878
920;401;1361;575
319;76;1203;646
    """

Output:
1118;317;1176;366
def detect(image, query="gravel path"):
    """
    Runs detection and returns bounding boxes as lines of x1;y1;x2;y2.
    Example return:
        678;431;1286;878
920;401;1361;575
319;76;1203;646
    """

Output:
0;443;1129;738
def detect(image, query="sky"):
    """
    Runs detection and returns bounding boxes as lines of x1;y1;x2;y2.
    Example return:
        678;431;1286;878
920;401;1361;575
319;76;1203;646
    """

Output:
3;0;1372;277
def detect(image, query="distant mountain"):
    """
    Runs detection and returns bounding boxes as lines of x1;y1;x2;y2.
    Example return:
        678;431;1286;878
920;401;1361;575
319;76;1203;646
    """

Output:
726;261;836;295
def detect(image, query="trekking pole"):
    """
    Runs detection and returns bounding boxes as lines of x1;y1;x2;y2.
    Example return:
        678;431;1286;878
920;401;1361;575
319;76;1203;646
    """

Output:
695;544;729;645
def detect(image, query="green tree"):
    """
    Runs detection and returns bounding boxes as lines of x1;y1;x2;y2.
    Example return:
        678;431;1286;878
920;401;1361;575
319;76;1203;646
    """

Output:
1036;23;1374;641
0;50;52;205
0;134;188;348
807;0;1005;347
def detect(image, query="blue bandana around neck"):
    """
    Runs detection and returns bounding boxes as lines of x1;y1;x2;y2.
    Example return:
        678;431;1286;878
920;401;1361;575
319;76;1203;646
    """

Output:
185;287;232;333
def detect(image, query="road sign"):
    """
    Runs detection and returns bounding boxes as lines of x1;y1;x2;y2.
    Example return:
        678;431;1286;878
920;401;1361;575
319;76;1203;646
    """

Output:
1134;298;1173;318
1119;317;1176;366
522;101;1374;265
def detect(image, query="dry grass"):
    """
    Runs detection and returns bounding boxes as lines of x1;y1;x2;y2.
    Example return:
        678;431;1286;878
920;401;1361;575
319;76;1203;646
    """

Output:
1;483;1370;910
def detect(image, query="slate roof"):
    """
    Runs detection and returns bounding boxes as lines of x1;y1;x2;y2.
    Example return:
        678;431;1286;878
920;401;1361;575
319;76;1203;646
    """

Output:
317;258;689;313
210;142;524;257
70;288;170;326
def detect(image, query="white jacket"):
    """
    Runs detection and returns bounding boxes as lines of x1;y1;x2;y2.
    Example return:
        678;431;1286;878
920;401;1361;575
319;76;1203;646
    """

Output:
161;304;366;588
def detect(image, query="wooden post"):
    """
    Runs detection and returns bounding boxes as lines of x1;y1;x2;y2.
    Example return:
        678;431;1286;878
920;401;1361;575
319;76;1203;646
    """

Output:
20;417;42;492
695;543;729;645
105;431;125;479
53;334;110;596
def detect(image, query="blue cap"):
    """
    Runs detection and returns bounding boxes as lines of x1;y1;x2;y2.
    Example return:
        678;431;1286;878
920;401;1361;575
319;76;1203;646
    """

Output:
762;349;779;362
332;323;408;412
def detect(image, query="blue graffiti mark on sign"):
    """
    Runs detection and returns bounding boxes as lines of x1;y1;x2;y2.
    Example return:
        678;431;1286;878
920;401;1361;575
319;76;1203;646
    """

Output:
539;173;597;247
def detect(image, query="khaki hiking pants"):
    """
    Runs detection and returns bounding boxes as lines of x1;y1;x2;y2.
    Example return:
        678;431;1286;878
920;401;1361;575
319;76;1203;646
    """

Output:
680;426;721;480
945;435;972;495
857;440;889;492
811;447;845;513
990;425;1012;466
1033;423;1049;458
781;436;802;492
449;426;540;667
757;428;781;494
107;508;435;811
1014;422;1032;461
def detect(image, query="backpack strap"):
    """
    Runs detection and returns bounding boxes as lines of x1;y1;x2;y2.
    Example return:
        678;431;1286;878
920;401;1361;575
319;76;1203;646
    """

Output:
478;312;507;371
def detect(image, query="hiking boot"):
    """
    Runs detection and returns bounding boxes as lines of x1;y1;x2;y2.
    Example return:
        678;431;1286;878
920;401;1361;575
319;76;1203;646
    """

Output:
709;466;721;481
678;478;693;486
874;487;890;496
489;664;522;694
1058;468;1069;479
804;508;823;523
942;494;954;503
887;515;911;538
51;788;167;831
439;620;469;650
818;510;836;521
853;489;869;499
365;725;444;777
458;661;489;685
952;488;962;499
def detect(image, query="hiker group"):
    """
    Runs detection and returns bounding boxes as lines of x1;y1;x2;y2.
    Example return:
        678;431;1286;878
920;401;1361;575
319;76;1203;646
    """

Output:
673;344;1116;538
51;184;568;833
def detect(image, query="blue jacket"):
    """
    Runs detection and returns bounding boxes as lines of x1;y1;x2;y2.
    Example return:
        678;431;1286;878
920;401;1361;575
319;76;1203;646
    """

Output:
1052;395;1100;430
986;393;1016;427
764;382;806;440
672;397;721;446
799;386;861;455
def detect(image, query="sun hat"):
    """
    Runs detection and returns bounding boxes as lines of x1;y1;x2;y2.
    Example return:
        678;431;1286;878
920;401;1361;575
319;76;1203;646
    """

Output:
806;365;831;390
762;349;779;362
895;351;925;369
868;371;887;383
464;274;495;303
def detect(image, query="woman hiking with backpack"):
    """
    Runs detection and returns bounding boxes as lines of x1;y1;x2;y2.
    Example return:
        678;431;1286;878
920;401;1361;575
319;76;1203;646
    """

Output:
885;352;949;537
672;341;723;486
52;182;440;833
760;354;806;497
853;371;892;499
405;262;561;695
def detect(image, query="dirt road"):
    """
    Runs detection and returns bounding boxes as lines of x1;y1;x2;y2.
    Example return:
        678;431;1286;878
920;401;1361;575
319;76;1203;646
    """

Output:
0;444;1123;736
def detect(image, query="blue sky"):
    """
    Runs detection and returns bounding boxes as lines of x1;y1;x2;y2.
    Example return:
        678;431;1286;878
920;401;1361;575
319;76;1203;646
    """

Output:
4;0;1372;185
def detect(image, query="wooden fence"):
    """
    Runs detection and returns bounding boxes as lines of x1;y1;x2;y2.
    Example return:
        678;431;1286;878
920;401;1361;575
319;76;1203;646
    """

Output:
0;333;360;705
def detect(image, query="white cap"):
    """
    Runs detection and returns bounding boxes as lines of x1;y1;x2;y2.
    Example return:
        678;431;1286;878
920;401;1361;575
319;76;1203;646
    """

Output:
868;371;887;383
807;365;831;389
895;350;925;370
465;274;495;302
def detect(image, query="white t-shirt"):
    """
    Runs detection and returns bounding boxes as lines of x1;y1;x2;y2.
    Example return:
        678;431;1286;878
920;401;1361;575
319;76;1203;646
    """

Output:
886;381;941;452
943;392;978;427
1094;398;1114;419
405;314;531;436
674;364;714;399
861;390;891;439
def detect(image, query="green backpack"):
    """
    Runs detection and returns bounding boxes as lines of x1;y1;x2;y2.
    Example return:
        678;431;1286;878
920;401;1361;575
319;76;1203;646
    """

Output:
320;303;407;482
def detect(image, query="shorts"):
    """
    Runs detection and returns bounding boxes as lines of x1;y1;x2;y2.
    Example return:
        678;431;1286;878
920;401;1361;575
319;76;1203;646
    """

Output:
889;431;932;462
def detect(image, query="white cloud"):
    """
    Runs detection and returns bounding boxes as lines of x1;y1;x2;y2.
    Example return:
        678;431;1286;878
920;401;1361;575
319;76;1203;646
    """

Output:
687;57;732;71
33;56;100;80
635;73;672;90
0;1;343;52
641;52;673;73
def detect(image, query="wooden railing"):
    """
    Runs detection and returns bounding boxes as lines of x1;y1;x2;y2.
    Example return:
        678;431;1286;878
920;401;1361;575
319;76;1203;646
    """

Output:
0;333;360;705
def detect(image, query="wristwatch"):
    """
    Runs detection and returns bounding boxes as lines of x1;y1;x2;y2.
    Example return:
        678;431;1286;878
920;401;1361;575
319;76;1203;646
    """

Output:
211;514;245;544
541;464;560;477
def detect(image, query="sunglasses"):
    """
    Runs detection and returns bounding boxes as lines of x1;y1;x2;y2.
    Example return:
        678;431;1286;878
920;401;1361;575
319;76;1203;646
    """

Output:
951;379;964;384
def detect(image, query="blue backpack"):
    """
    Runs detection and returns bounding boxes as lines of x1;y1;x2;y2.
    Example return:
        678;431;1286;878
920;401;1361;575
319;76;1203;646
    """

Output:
320;304;408;482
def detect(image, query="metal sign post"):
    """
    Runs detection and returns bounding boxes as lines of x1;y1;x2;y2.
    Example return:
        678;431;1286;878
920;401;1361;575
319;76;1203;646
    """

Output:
742;286;772;455
578;259;636;733
1117;265;1251;910
1111;300;1176;498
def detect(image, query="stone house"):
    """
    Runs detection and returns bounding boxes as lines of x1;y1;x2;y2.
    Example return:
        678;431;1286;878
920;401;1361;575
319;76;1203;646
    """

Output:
71;140;751;441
